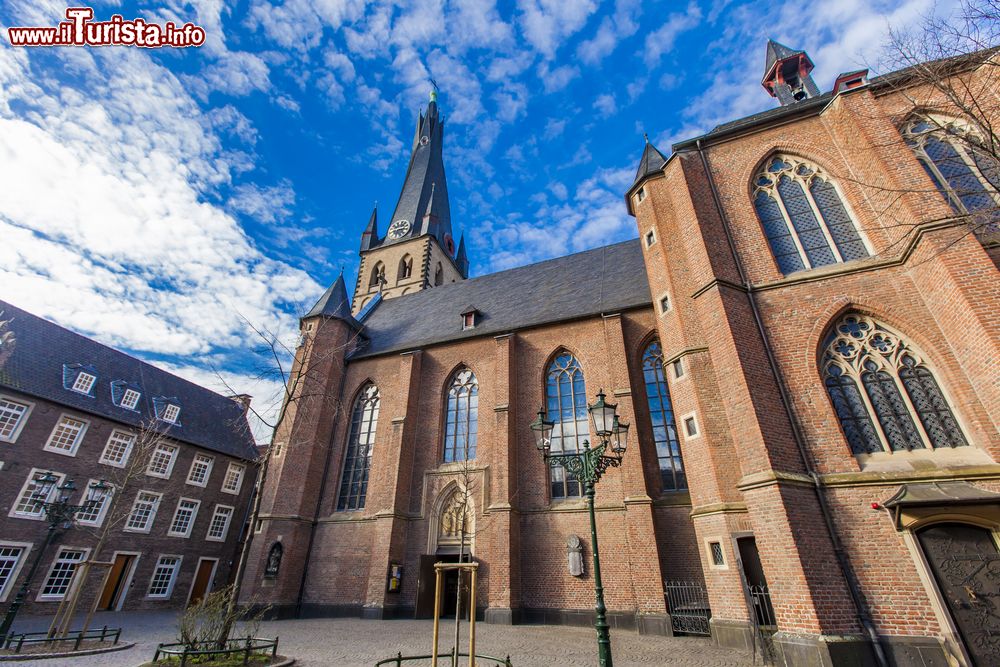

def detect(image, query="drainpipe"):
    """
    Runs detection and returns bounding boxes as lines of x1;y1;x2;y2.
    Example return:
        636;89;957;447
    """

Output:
695;139;888;667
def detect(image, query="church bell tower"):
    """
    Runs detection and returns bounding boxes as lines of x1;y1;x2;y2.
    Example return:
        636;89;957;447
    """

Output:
761;39;820;106
352;92;469;315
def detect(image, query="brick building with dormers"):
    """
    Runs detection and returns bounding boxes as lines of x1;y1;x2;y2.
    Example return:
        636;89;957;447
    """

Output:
242;45;999;666
0;300;258;615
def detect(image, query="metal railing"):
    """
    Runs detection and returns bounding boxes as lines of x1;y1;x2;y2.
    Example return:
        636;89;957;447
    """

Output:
375;648;512;666
745;584;778;665
663;580;712;636
152;636;278;666
2;625;121;653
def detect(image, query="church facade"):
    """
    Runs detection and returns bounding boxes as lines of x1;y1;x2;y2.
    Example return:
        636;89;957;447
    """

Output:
242;44;1000;666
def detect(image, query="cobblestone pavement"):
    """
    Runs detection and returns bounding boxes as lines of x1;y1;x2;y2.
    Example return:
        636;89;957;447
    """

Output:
8;611;755;666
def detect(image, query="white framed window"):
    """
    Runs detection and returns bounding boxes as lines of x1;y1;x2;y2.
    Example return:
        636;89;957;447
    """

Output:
161;403;180;424
644;229;655;246
124;491;161;533
221;463;245;495
146;444;178;479
0;397;32;443
44;415;88;456
462;312;475;330
168;498;200;538
38;547;88;600
74;480;113;527
120;388;141;410
672;358;685;379
706;540;728;570
186;454;214;487
147;555;182;598
10;469;65;519
635;186;647;205
658;293;671;314
71;372;97;395
0;542;32;602
206;505;234;542
683;413;700;439
100;430;135;468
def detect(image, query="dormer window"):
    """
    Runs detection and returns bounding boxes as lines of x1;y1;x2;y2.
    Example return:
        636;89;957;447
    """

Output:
120;389;141;410
71;372;96;395
460;306;479;331
162;404;180;424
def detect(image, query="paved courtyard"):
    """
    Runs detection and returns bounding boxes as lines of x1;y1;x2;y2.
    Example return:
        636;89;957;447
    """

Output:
8;611;756;666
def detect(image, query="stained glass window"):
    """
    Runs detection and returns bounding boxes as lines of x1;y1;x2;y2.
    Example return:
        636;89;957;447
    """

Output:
753;155;870;274
337;383;379;511
822;314;967;455
546;352;588;498
641;341;686;491
443;368;478;462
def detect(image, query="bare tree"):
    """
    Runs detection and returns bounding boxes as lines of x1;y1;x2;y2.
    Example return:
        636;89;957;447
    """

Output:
49;418;175;638
212;312;362;646
0;310;15;370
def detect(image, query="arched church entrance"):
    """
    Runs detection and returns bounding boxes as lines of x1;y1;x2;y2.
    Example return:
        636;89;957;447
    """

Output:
414;485;475;619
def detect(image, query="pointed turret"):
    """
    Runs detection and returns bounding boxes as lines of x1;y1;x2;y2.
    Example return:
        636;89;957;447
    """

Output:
761;39;820;106
632;134;667;189
455;234;469;278
305;273;361;329
384;91;454;251
360;206;379;252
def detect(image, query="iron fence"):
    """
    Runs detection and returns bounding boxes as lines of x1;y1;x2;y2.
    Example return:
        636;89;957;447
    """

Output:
152;636;278;666
745;584;778;665
2;625;121;653
663;580;712;636
375;649;512;666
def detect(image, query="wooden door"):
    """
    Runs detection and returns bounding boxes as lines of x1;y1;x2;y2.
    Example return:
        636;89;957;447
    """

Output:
917;523;1000;666
188;559;216;606
98;554;134;610
414;555;437;619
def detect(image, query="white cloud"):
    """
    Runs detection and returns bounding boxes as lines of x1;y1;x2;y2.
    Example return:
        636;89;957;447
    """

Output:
594;93;617;115
517;0;599;59
228;181;297;224
644;3;702;68
538;62;580;92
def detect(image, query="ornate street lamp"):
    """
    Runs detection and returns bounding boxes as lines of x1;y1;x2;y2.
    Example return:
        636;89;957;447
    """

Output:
531;390;629;667
0;475;110;639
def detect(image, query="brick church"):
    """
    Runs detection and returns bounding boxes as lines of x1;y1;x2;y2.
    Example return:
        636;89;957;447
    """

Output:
242;42;1000;666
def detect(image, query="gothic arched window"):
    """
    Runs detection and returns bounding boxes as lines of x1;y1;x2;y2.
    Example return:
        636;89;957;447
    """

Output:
444;368;478;462
369;262;385;289
434;262;444;286
822;314;967;455
337;383;380;511
753;155;870;274
546;351;588;498
398;255;413;281
642;341;687;491
902;115;1000;239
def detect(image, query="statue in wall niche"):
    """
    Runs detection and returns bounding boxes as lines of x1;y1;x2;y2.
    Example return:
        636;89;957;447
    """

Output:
440;491;469;539
567;534;584;577
264;542;283;579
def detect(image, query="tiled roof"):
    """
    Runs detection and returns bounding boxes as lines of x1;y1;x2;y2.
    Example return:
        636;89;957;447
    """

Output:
349;238;651;359
0;300;258;460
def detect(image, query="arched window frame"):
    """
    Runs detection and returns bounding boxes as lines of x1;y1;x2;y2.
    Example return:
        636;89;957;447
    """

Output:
901;114;1000;236
443;367;478;463
434;262;444;286
753;154;871;274
336;383;380;511
821;314;968;455
398;255;413;282
641;340;687;492
369;262;385;289
545;351;589;499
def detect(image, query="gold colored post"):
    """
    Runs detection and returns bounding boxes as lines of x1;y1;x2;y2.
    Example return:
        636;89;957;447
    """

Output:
468;567;477;667
431;565;444;667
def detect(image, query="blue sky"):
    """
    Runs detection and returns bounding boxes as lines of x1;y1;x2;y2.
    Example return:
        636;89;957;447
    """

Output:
0;0;949;437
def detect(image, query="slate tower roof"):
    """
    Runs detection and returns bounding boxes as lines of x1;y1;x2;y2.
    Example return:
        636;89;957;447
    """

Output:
383;91;454;251
761;39;820;106
632;134;668;188
305;273;361;328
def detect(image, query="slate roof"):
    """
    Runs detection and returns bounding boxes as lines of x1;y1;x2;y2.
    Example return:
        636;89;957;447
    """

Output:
0;300;258;460
631;138;668;189
349;238;651;359
305;273;361;327
763;39;804;81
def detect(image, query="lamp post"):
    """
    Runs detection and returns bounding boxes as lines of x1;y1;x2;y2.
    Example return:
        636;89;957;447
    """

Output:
530;389;629;667
0;474;109;640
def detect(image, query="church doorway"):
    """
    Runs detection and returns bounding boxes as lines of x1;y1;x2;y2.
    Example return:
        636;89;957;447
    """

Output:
413;553;473;619
916;522;1000;665
415;485;475;619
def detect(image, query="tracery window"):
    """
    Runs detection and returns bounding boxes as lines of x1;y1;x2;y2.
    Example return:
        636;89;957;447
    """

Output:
443;368;478;462
753;155;870;274
398;255;413;281
369;262;385;289
641;341;687;491
902;115;1000;239
337;383;379;511
546;351;588;498
822;314;967;455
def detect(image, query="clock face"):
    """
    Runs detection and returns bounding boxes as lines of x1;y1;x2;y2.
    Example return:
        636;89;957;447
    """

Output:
388;219;411;239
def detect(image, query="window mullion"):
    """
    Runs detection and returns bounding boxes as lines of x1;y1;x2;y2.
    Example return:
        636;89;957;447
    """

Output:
890;365;935;450
952;137;1000;209
917;143;969;214
802;177;845;263
845;364;891;453
770;186;813;269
